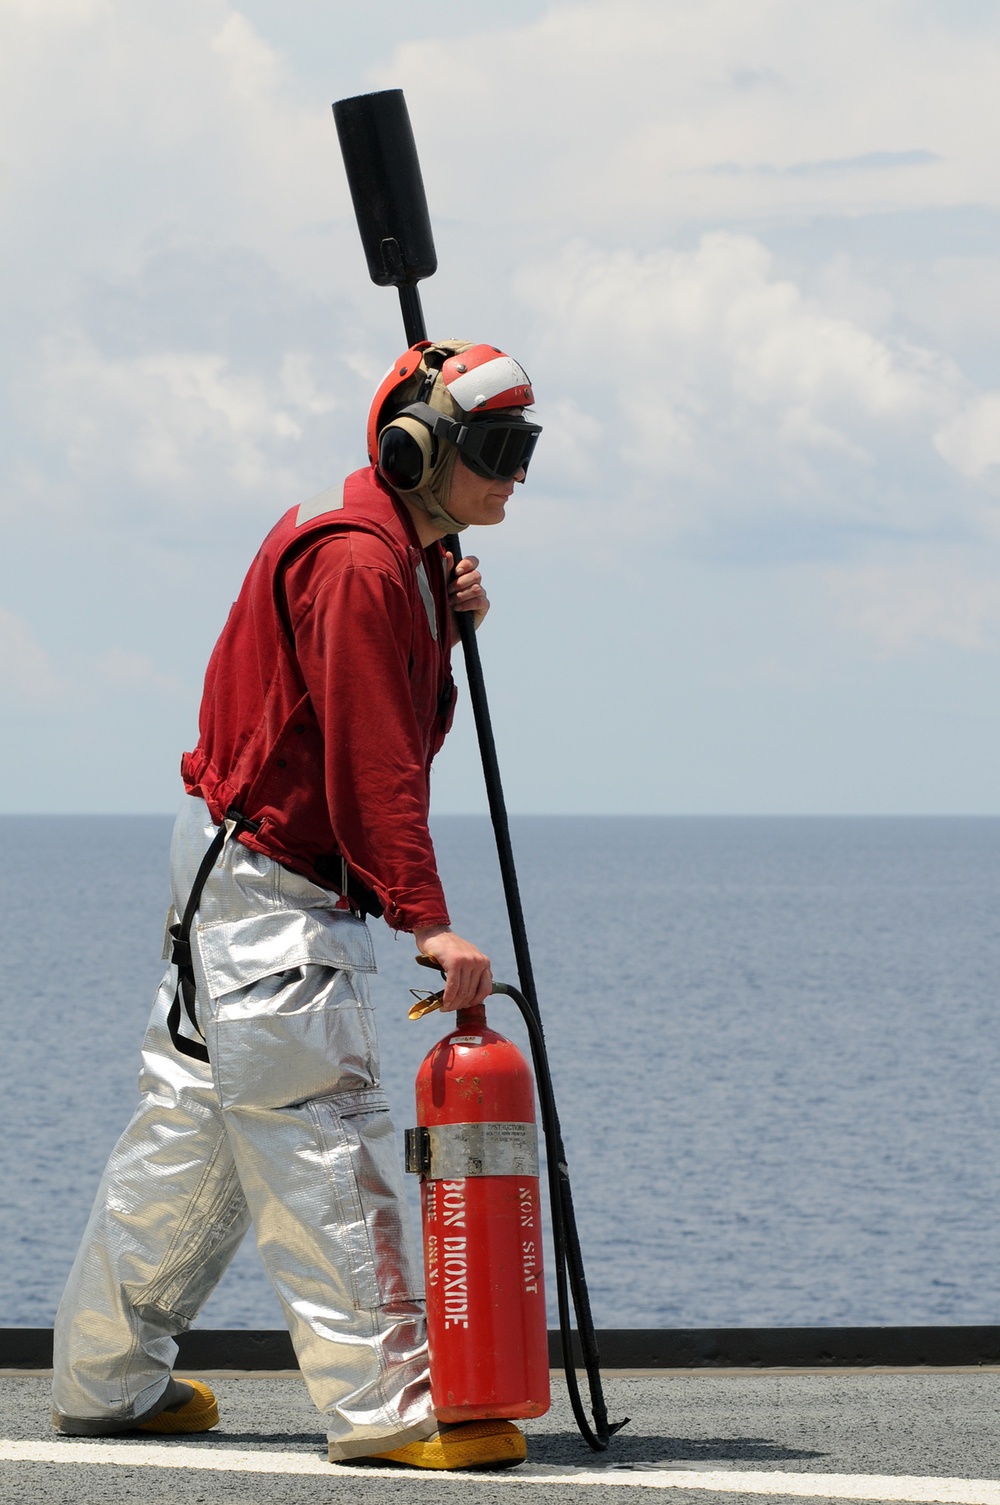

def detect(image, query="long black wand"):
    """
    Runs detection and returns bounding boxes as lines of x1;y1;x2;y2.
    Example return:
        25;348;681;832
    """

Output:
332;88;622;1450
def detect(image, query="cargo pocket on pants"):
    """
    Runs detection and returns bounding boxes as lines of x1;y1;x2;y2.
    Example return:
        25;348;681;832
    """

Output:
321;1094;424;1310
208;964;378;1111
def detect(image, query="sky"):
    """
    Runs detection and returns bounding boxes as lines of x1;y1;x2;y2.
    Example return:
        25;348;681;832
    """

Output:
2;0;1000;814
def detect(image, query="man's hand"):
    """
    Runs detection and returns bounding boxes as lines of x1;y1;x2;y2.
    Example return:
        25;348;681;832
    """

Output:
413;925;493;1011
446;553;490;644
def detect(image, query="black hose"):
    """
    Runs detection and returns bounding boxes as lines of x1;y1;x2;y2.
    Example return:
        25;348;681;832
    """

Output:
444;548;626;1450
492;981;628;1451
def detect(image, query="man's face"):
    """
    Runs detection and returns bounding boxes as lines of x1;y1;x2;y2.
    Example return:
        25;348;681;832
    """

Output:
446;454;525;529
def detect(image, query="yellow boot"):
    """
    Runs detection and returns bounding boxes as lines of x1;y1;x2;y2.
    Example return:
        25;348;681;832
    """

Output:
352;1419;526;1471
54;1379;219;1437
136;1380;219;1435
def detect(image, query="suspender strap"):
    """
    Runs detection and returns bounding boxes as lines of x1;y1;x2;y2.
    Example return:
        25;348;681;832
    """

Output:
166;807;260;1064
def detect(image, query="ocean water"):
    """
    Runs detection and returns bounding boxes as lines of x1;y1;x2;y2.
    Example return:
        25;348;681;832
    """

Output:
1;814;999;1331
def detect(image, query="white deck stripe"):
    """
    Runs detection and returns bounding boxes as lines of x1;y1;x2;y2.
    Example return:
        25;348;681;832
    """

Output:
2;1440;1000;1500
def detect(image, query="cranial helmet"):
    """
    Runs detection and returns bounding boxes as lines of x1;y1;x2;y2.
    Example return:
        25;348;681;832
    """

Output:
368;340;542;532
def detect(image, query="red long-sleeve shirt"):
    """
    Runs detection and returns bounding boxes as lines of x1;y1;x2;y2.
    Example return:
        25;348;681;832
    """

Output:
181;467;456;932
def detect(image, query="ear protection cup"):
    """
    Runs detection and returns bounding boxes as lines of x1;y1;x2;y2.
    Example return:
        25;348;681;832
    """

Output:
377;415;436;492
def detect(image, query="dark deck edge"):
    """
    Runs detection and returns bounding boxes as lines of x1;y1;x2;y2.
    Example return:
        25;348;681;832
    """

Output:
6;1327;1000;1371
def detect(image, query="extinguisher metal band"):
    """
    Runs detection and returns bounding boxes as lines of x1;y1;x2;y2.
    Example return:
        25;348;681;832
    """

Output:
405;1121;538;1179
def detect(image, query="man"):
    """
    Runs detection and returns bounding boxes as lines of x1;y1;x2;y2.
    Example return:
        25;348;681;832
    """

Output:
51;339;543;1471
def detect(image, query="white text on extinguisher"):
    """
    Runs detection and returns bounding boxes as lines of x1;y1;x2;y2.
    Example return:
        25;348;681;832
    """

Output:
520;1186;539;1294
441;1182;468;1328
424;1183;439;1287
442;1181;466;1227
519;1186;535;1228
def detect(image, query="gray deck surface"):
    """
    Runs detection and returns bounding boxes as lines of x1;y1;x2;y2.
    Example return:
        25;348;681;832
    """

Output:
2;1370;999;1504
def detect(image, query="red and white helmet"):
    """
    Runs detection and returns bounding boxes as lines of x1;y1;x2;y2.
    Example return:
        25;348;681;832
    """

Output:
439;343;535;414
367;340;535;465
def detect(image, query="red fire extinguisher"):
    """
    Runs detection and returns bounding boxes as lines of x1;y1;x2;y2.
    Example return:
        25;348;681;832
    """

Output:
406;1001;550;1422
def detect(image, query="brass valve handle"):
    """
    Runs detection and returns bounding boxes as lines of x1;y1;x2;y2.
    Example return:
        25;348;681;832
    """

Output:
408;953;446;1019
407;989;445;1021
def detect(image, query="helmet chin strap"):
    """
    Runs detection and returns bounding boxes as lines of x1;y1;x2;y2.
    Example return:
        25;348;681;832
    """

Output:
407;445;470;534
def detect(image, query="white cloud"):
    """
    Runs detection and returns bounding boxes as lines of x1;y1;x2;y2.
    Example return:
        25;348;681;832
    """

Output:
20;333;341;511
97;648;184;692
382;0;1000;235
934;394;1000;484
0;609;63;700
3;0;997;556
0;0;109;20
878;257;1000;352
211;10;284;103
277;351;339;419
0;0;340;293
0;614;188;703
529;398;604;486
829;556;1000;655
518;233;975;539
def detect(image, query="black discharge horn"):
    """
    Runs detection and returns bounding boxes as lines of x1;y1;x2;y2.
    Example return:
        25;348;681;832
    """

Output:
332;89;434;347
332;87;625;1454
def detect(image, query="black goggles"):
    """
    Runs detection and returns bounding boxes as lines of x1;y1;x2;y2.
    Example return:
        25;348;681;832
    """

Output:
403;402;542;481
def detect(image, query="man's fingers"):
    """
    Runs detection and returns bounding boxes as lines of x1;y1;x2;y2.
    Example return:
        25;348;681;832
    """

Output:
440;960;493;1011
441;962;471;1008
449;558;481;592
447;555;488;628
453;593;487;614
450;572;483;598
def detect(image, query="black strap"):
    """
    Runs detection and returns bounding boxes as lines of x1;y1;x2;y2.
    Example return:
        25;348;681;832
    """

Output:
166;807;260;1064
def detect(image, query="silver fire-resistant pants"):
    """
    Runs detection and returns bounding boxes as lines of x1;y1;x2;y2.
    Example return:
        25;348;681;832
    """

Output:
52;794;435;1458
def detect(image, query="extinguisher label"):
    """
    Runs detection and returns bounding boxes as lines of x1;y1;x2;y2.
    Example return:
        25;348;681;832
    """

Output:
418;1121;539;1180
